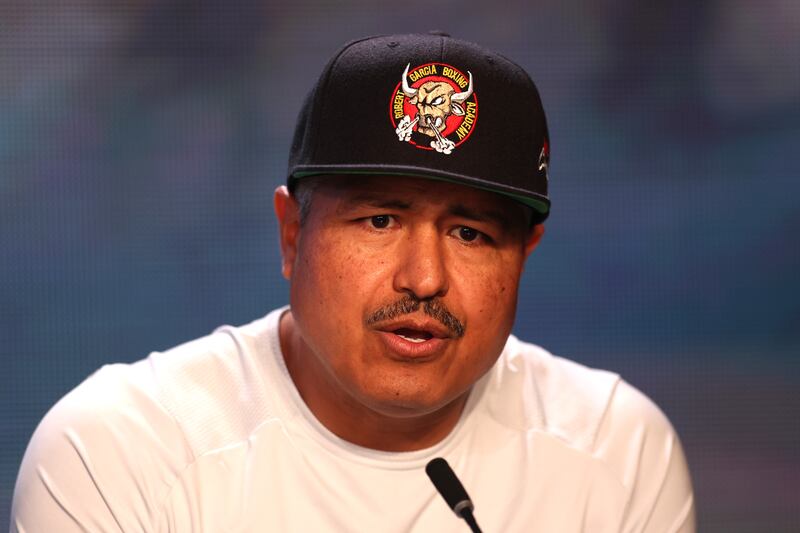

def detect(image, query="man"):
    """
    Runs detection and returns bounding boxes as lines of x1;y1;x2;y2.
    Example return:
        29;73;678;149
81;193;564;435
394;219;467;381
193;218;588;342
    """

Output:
12;33;695;532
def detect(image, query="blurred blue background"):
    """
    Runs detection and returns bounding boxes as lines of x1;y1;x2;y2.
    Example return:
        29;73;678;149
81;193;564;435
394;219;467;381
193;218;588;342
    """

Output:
1;1;798;531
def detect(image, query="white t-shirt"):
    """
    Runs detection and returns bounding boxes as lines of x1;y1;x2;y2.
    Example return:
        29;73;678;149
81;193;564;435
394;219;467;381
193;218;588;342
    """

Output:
12;308;695;532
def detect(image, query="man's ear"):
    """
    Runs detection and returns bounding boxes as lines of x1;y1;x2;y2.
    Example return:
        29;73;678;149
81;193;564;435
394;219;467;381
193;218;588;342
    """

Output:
274;185;300;280
523;223;545;261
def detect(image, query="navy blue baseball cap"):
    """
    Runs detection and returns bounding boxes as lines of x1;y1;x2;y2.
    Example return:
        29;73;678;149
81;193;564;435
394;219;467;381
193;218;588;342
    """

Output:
287;32;551;223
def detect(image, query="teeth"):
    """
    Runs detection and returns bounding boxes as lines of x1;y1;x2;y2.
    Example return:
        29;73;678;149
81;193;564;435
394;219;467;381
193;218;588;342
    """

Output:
398;334;426;343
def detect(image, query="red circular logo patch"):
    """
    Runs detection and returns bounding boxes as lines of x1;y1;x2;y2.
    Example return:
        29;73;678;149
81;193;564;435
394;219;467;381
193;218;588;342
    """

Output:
389;62;478;155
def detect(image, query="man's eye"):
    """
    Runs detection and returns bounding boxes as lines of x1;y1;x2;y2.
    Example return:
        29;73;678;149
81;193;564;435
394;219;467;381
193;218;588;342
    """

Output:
454;226;481;242
369;215;392;229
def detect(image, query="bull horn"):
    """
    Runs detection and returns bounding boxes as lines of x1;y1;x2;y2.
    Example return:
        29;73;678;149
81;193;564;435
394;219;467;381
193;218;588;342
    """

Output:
401;64;417;97
451;71;473;103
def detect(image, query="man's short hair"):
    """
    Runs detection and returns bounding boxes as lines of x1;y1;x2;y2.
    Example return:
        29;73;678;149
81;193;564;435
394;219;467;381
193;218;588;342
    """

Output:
291;178;319;226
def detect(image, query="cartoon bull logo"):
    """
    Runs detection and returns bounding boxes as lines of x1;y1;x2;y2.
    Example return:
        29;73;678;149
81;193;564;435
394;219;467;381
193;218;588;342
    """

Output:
392;63;477;155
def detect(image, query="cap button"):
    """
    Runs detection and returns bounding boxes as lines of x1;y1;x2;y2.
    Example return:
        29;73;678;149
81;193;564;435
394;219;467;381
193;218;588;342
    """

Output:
427;30;451;37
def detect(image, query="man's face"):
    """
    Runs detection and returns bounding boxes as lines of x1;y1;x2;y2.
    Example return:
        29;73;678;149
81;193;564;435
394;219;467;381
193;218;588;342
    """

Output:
276;175;542;422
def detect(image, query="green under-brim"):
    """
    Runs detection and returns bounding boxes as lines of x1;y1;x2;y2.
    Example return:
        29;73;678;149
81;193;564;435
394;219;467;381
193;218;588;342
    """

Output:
291;170;550;221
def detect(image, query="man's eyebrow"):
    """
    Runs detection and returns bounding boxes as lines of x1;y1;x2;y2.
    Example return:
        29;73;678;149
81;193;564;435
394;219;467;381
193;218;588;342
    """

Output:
448;204;515;227
339;193;412;211
336;194;519;226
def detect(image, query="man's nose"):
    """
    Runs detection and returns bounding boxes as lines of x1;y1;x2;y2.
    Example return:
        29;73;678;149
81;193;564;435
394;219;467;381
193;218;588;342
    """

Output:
392;226;449;300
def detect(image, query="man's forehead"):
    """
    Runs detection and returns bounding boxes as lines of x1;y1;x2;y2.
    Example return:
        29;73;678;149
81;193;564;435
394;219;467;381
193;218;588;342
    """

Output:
319;175;500;204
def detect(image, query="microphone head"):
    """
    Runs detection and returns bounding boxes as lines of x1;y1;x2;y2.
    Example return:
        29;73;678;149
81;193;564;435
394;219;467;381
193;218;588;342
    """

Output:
425;457;474;517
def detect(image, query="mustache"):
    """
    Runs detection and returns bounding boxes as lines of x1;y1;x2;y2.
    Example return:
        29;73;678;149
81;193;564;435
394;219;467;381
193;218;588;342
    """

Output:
365;295;465;338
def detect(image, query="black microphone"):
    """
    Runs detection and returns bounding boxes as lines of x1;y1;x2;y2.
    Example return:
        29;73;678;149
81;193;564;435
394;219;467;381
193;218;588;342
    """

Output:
425;457;483;533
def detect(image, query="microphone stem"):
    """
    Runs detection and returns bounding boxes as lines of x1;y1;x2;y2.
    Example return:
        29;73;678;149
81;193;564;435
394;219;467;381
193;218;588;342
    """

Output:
461;508;482;533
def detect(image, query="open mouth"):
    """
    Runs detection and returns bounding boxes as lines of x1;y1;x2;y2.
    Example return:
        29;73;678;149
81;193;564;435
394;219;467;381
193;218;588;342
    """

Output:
374;320;450;359
392;328;434;343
